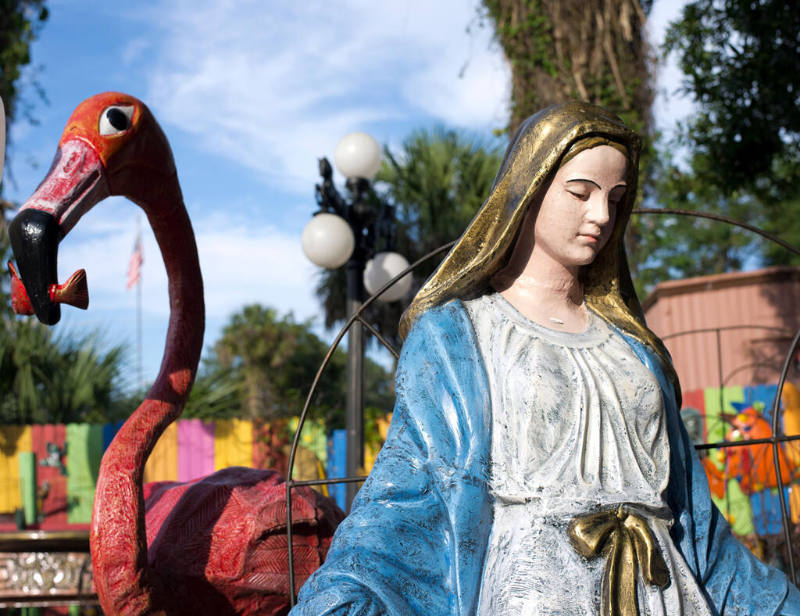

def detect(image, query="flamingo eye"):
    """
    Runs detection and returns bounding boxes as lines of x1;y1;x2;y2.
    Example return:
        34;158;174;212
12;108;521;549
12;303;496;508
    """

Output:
99;105;134;135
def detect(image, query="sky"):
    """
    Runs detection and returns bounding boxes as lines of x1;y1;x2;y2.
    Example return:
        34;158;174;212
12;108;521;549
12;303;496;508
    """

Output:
2;0;690;390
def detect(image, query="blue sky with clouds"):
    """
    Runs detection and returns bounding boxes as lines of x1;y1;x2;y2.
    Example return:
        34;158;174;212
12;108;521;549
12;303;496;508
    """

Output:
3;0;689;389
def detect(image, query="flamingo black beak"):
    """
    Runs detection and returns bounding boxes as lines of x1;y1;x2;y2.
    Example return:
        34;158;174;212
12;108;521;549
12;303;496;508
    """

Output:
9;210;61;324
8;138;109;326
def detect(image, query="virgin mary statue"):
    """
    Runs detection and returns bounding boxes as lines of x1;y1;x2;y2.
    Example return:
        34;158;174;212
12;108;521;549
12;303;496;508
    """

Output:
291;102;800;615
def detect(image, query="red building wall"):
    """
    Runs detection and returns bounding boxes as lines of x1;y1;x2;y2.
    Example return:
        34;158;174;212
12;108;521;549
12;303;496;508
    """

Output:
643;266;800;393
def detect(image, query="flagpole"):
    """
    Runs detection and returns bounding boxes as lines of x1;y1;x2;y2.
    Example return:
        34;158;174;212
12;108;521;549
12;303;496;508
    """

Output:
135;216;143;392
127;217;145;392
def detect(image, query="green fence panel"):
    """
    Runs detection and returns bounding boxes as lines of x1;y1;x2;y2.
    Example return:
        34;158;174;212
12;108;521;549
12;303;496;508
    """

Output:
66;424;103;523
18;451;37;526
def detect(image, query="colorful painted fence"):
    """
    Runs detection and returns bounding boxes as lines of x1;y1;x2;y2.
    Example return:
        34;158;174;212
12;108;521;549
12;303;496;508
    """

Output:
3;383;798;537
0;417;329;531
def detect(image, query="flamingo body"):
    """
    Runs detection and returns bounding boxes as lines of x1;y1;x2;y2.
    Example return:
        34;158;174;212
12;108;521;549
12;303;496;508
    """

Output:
8;92;344;615
141;468;343;615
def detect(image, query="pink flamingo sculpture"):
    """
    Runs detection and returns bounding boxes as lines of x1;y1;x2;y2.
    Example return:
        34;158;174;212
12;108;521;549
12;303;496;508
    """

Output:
8;92;343;616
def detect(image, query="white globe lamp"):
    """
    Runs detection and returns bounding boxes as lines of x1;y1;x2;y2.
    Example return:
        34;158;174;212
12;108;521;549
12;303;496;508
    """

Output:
334;132;382;180
301;212;355;269
364;251;413;302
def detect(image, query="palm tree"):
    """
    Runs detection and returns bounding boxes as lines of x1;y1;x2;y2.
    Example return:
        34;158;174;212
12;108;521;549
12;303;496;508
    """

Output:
186;304;395;429
0;317;132;424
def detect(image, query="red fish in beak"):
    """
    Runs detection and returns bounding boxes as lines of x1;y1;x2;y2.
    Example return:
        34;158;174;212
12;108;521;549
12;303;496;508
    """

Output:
8;260;89;315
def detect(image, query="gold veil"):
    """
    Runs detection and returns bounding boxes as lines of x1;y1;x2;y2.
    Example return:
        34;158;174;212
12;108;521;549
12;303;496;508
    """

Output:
399;101;680;400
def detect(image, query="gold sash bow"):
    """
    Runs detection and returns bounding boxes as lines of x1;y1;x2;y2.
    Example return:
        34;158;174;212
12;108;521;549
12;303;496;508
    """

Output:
567;505;670;616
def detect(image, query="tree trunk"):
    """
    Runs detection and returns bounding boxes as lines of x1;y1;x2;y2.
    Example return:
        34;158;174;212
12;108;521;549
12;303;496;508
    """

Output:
482;0;654;139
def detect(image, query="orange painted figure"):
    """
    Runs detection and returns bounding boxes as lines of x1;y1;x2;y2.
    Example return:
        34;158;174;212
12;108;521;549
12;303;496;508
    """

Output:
723;404;793;495
701;456;727;500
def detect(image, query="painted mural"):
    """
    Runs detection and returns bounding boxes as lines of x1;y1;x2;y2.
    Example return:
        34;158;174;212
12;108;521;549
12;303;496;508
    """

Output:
0;416;334;530
682;382;800;568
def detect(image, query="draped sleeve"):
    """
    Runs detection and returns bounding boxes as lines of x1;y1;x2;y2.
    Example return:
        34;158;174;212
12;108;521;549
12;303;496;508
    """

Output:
622;334;800;615
290;302;493;616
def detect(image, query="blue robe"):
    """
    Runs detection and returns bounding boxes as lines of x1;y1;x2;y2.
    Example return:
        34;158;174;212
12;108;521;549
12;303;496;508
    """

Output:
292;301;800;615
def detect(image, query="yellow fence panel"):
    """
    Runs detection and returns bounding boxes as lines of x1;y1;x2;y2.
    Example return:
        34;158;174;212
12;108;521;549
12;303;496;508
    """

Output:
0;426;32;513
214;419;253;470
143;422;178;484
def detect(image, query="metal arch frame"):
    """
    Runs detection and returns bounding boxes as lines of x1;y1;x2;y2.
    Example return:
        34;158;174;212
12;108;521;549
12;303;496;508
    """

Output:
285;209;800;604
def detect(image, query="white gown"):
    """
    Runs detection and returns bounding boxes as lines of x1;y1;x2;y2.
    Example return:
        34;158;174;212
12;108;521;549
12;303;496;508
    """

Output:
465;293;712;616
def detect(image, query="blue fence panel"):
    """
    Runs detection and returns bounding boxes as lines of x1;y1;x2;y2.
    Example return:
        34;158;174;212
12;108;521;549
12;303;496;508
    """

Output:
751;488;791;536
327;429;347;511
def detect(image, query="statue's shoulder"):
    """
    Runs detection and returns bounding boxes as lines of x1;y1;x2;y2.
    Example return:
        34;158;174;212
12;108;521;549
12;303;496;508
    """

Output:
406;299;472;345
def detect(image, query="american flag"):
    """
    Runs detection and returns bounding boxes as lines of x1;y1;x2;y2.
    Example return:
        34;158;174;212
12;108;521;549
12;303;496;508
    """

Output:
126;235;143;289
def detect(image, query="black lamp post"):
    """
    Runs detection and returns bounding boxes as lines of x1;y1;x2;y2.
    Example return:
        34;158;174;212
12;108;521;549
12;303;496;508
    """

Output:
0;97;6;184
301;132;410;510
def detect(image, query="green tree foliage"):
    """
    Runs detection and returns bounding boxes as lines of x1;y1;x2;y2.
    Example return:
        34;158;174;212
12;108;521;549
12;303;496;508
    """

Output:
182;360;244;421
664;0;799;198
184;304;395;429
629;0;800;294
315;128;502;347
658;0;800;269
0;0;48;175
630;149;758;293
0;0;48;307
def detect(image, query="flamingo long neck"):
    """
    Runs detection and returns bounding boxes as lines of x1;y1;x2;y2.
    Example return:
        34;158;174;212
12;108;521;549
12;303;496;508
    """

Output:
91;189;204;616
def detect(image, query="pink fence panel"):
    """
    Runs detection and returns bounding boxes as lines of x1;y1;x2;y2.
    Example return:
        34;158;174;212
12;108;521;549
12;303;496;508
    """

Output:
32;424;68;529
178;419;215;482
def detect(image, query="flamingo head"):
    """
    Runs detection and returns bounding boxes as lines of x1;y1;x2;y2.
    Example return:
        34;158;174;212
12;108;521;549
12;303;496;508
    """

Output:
8;92;178;325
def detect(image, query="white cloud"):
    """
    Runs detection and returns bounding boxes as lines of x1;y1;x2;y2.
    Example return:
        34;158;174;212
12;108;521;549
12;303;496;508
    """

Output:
13;0;697;388
6;0;513;386
194;214;319;321
138;0;510;194
55;198;319;323
121;37;151;65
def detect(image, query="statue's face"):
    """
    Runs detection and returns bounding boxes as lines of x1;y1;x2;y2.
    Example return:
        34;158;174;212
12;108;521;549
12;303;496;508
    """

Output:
533;144;628;269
